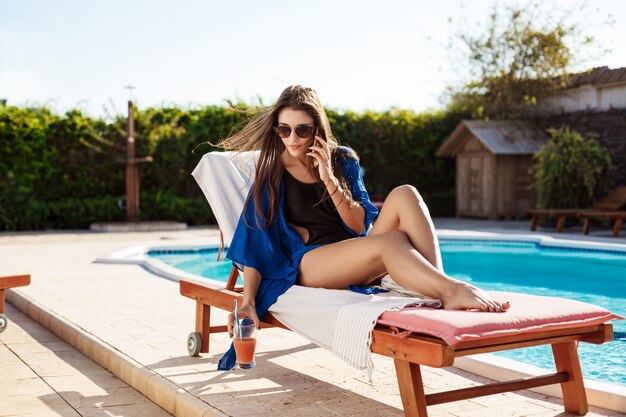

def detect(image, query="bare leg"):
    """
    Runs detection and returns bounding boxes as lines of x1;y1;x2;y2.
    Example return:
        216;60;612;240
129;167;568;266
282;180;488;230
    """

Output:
370;185;443;270
299;231;508;312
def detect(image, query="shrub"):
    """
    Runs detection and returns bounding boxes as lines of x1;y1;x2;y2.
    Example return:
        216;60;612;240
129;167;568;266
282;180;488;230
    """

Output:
534;126;612;209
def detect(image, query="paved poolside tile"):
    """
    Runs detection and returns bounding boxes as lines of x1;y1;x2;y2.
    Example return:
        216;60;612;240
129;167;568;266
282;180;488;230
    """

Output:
0;322;60;345
465;391;532;407
0;345;39;381
0;303;173;417
211;398;273;415
44;372;129;391
340;408;406;417
1;226;624;417
73;403;173;417
447;401;552;417
239;404;340;417
16;349;105;377
0;377;55;397
0;394;82;417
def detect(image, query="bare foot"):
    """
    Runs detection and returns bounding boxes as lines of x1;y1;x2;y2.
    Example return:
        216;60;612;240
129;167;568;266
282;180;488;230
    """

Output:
442;282;510;312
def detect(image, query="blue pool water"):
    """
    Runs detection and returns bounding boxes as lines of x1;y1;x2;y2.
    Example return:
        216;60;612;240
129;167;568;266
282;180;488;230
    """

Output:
439;240;625;387
148;239;626;386
150;249;244;286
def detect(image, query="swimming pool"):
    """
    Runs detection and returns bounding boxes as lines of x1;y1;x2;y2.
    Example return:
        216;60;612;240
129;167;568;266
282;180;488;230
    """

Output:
147;237;626;387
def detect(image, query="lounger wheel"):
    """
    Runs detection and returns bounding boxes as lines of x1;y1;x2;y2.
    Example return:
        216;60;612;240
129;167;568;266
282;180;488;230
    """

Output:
0;314;7;333
187;332;202;357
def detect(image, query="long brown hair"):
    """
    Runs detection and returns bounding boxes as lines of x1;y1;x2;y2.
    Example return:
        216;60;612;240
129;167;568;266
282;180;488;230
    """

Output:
214;85;357;228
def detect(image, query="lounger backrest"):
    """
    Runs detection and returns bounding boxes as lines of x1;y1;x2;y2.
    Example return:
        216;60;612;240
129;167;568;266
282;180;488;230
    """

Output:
592;186;626;211
192;151;259;246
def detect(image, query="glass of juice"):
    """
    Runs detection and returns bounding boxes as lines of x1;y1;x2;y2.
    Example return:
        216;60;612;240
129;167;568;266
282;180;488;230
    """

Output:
233;317;257;369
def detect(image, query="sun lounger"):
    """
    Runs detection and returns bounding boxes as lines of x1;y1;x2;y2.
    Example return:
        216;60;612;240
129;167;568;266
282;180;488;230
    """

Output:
528;186;626;233
185;152;621;417
180;279;617;416
578;210;626;237
0;274;30;333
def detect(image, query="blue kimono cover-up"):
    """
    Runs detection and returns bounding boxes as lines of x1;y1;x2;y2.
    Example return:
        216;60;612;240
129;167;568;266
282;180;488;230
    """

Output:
218;147;379;370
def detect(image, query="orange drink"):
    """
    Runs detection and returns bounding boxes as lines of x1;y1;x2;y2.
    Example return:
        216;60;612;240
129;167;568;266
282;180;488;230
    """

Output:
233;318;257;369
233;337;257;368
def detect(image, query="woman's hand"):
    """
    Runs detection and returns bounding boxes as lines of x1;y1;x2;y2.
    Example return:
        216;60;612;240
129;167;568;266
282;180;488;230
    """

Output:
307;134;335;185
227;303;260;338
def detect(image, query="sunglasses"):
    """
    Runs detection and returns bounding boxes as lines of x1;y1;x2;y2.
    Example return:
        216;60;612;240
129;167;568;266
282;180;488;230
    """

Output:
274;125;315;139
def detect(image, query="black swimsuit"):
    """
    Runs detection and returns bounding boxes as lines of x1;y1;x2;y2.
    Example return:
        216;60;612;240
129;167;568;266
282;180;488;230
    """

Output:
283;169;354;246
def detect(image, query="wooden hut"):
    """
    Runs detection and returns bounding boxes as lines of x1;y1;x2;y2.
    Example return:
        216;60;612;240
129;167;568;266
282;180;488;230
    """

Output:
436;120;549;220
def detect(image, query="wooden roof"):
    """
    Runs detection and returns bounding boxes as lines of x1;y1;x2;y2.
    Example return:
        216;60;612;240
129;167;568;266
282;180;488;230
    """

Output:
436;120;549;157
568;66;626;88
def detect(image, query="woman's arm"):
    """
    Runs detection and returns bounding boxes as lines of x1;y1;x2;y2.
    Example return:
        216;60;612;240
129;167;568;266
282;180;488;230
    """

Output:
323;176;366;234
228;266;261;336
242;266;261;308
308;138;368;234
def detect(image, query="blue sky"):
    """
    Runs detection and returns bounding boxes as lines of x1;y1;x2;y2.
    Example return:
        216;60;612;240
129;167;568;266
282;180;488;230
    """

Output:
1;0;624;117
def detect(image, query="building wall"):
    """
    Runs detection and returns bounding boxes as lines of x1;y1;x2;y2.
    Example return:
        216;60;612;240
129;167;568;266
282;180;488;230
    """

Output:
494;155;535;219
535;84;626;114
456;137;491;218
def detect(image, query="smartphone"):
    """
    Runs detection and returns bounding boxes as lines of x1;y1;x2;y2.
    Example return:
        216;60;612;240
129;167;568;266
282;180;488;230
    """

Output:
316;128;325;143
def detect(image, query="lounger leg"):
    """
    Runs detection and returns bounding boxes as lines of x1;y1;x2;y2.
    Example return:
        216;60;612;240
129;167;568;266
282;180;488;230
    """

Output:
551;341;588;415
195;301;211;353
0;289;5;314
583;218;591;235
613;219;623;237
394;359;428;417
556;216;566;233
530;215;538;231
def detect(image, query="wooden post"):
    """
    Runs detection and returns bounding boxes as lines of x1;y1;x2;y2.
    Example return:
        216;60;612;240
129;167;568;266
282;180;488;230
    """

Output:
195;301;211;353
530;214;538;231
612;218;622;237
394;360;428;417
552;341;588;415
126;100;140;222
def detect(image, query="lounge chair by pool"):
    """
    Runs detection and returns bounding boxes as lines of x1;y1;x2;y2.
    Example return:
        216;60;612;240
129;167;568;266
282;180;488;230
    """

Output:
578;210;626;237
184;152;622;417
528;185;626;233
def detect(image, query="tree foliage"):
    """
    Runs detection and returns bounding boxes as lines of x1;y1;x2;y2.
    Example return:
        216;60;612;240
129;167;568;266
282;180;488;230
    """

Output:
446;1;607;119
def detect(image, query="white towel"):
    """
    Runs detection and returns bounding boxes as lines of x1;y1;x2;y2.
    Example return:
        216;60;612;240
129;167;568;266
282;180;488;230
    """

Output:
191;151;258;246
332;296;438;379
270;278;441;378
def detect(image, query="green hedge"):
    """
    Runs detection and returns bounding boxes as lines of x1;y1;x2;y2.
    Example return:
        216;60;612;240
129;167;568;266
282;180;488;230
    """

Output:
0;103;464;230
329;108;464;215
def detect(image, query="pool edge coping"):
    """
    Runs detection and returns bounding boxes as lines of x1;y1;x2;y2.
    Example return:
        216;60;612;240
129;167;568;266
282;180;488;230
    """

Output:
95;243;227;288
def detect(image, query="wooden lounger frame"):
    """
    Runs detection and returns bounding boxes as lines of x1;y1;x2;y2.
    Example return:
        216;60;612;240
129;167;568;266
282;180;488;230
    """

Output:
578;210;626;237
0;274;31;333
528;186;626;234
180;268;613;417
528;209;580;233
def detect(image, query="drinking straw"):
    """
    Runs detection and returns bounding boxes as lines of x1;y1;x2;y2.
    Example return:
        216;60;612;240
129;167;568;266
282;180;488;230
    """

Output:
234;299;242;341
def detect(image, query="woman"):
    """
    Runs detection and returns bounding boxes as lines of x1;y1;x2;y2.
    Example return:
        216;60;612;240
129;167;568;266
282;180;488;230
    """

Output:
218;85;509;342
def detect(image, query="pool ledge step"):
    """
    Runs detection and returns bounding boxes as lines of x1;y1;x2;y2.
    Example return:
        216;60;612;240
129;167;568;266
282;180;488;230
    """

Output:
6;289;228;417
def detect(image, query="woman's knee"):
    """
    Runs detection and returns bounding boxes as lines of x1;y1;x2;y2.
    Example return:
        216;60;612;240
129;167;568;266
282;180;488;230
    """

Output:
388;184;424;204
